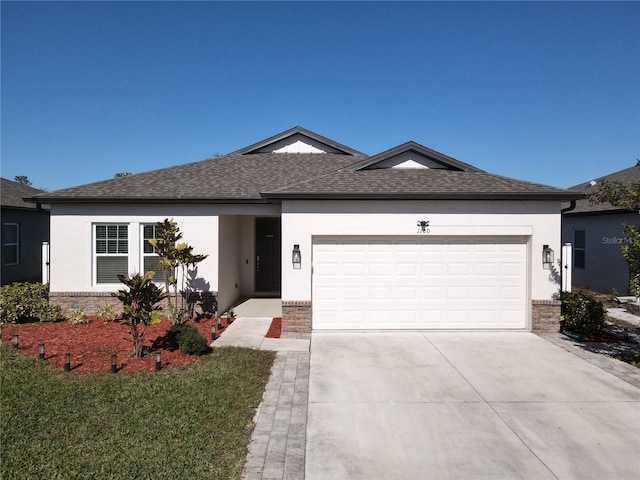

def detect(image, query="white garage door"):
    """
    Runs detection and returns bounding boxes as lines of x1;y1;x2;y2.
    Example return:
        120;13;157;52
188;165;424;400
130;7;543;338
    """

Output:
312;236;528;330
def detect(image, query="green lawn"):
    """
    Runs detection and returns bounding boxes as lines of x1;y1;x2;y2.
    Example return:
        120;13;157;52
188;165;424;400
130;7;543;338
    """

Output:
1;341;275;479
616;351;640;368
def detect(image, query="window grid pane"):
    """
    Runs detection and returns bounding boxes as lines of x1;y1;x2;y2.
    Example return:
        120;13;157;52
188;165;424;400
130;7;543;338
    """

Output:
3;224;18;243
142;224;164;281
3;245;18;265
3;224;19;265
574;230;585;269
95;224;128;284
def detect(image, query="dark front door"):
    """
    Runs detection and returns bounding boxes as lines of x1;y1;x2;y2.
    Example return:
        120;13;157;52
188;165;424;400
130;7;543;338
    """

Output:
255;218;281;293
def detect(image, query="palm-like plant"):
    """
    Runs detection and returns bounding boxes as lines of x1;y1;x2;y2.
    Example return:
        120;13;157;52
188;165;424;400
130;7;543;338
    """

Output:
149;219;208;324
112;272;168;357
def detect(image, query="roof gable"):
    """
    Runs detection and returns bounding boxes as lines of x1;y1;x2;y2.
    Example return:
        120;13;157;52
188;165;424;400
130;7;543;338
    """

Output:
30;127;579;204
232;126;363;156
351;142;484;172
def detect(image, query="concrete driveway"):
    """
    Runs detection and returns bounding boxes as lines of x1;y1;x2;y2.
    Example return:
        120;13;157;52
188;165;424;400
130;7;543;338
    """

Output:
306;332;640;480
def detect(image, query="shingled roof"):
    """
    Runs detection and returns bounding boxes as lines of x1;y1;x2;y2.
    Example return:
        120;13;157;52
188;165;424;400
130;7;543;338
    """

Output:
1;178;48;210
30;127;579;204
564;163;640;215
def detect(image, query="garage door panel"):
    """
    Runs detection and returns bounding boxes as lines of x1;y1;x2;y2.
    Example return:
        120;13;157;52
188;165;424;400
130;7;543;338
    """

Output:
313;237;527;330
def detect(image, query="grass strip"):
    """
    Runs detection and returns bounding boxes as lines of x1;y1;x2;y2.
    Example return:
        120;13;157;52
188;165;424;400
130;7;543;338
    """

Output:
1;341;275;479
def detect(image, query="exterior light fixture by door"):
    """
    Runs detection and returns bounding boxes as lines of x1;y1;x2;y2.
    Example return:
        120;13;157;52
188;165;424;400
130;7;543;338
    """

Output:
417;220;430;234
292;244;302;269
542;245;554;269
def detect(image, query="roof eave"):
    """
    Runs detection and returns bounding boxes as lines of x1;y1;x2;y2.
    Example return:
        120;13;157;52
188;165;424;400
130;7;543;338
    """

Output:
261;192;584;201
564;208;638;217
27;196;274;205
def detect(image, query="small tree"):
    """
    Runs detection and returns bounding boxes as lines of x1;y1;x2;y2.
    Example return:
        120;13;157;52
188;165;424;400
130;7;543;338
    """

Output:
112;272;168;357
149;219;208;324
14;175;32;187
590;164;640;296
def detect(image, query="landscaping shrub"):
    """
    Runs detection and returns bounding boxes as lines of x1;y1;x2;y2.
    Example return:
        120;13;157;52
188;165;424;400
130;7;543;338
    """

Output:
96;303;117;322
561;291;606;337
112;272;167;358
0;282;63;323
166;324;210;355
67;310;89;325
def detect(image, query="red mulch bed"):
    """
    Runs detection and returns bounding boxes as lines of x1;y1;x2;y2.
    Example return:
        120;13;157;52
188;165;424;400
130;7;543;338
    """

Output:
266;317;281;338
1;317;232;374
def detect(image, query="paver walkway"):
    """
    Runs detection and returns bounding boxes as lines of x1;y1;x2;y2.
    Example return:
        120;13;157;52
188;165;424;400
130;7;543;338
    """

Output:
244;350;309;480
209;312;310;480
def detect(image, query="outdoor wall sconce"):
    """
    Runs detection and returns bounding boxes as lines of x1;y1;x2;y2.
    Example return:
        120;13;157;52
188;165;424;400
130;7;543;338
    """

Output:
542;245;554;269
417;220;430;234
292;244;302;269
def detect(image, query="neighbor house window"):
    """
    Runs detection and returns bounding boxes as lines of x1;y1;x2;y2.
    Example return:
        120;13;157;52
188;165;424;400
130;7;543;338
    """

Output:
95;224;128;284
142;224;166;282
3;223;19;265
574;229;585;269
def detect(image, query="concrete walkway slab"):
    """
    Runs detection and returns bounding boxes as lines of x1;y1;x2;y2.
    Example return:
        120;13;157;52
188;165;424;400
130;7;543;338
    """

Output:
307;332;640;480
213;318;310;353
231;298;282;318
212;317;272;349
608;307;640;327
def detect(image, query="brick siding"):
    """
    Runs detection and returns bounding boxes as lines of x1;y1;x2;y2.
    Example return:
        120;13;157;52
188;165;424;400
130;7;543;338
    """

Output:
281;301;311;337
50;291;218;318
531;300;561;333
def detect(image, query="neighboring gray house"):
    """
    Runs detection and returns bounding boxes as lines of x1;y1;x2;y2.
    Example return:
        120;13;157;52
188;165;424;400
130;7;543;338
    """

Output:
32;127;579;334
1;178;50;285
562;164;640;295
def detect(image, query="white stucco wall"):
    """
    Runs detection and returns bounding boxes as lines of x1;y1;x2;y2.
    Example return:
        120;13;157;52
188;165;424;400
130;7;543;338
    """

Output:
281;200;563;303
562;212;637;294
48;203;279;294
217;216;242;313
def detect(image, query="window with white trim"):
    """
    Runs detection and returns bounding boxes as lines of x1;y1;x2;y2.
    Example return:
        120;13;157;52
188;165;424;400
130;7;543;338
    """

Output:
95;224;128;284
574;229;585;269
3;223;19;265
142;224;166;282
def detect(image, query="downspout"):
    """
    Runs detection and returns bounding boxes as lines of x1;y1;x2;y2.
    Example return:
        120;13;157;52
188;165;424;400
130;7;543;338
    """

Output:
560;200;577;298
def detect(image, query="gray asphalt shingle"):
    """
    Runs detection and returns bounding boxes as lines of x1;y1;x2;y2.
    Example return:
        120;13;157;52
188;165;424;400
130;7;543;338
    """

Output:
29;128;580;203
1;178;47;209
565;164;640;214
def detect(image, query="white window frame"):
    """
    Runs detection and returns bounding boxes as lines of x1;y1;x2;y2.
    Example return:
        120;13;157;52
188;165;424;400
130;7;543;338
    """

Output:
93;223;129;285
141;223;166;283
574;229;586;269
3;223;19;266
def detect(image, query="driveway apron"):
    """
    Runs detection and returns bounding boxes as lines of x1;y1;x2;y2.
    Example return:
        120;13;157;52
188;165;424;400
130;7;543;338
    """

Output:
306;332;640;480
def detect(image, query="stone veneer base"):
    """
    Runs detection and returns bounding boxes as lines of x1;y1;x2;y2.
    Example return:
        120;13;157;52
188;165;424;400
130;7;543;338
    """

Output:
281;301;312;337
49;291;218;317
531;300;561;333
282;299;561;334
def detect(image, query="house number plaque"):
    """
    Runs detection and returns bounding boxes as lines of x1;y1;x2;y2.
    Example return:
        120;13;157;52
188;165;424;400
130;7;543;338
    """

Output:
417;220;430;234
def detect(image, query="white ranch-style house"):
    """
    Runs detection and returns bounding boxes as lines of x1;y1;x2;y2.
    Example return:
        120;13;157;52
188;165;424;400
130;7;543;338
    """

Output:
32;127;580;335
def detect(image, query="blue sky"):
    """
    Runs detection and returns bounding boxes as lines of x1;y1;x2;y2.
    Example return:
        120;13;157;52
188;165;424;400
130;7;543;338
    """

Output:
2;1;638;191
